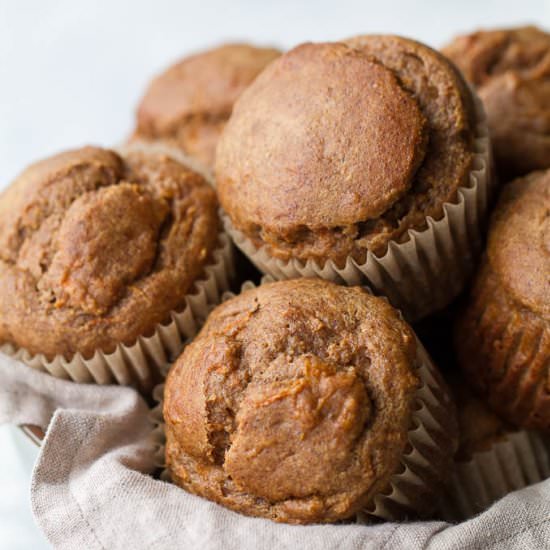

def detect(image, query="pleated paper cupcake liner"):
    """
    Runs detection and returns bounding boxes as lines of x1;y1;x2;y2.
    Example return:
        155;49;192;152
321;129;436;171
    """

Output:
222;93;494;322
439;430;550;521
150;280;458;521
1;232;234;393
358;342;457;521
458;262;550;431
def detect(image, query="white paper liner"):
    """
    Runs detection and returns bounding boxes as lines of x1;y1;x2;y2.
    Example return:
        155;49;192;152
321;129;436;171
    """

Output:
150;280;458;522
0;232;234;392
439;430;550;521
222;94;494;321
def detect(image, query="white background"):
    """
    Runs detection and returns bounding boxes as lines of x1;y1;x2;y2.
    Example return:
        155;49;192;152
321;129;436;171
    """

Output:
1;1;549;548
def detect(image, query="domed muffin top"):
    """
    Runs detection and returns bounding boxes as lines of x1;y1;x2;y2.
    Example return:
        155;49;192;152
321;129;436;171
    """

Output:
216;36;476;264
0;146;219;359
487;170;550;319
164;278;423;523
443;26;550;87
218;41;428;226
443;26;550;176
136;43;281;139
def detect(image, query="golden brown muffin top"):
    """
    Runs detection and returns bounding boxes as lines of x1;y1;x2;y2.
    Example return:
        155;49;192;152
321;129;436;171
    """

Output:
216;36;476;265
443;26;550;177
0;146;219;360
136;43;281;139
164;278;422;523
487;170;549;319
443;26;550;86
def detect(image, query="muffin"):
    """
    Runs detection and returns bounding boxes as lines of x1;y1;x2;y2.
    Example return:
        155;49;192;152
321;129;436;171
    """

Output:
0;145;232;388
443;26;550;179
133;43;281;174
450;375;516;460
164;278;458;524
216;37;492;320
455;170;550;431
440;375;550;520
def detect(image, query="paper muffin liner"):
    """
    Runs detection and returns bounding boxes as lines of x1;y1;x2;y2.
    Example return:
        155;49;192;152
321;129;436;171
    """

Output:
0;232;234;393
150;280;458;521
221;93;494;322
357;342;457;521
458;261;550;432
439;430;550;522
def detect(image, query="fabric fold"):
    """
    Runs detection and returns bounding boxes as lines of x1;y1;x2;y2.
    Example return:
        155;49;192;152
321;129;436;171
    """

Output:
1;353;550;550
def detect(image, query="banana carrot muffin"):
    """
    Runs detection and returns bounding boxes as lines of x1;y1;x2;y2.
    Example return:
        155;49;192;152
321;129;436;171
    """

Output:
450;375;515;461
443;26;550;178
0;146;225;386
133;43;280;173
441;374;550;520
216;37;491;320
164;278;458;524
453;375;549;468
455;169;550;431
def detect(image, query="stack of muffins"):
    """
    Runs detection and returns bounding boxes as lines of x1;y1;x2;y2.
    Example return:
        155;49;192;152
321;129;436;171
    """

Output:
0;28;548;525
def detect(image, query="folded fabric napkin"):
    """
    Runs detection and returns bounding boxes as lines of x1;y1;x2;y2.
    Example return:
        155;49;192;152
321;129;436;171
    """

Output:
1;353;549;550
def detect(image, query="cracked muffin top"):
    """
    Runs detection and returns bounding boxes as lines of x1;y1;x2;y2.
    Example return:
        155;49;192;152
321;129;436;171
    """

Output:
164;278;452;523
443;26;550;178
134;43;281;171
216;37;477;266
0;146;219;360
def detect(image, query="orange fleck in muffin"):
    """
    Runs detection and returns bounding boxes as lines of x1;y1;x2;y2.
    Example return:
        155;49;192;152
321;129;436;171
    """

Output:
0;146;220;363
164;278;457;523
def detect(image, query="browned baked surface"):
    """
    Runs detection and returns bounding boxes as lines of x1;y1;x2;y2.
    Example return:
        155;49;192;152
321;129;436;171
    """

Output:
0;146;219;360
164;278;454;524
216;36;476;266
134;43;280;171
455;171;550;431
443;26;550;178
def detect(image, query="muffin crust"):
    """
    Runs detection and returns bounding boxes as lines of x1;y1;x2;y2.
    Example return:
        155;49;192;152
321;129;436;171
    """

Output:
0;146;219;360
216;37;476;265
443;26;550;177
455;170;550;431
164;279;453;523
135;43;280;170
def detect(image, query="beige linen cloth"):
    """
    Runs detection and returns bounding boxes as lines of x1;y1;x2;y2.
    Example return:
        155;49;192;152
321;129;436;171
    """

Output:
2;353;550;550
